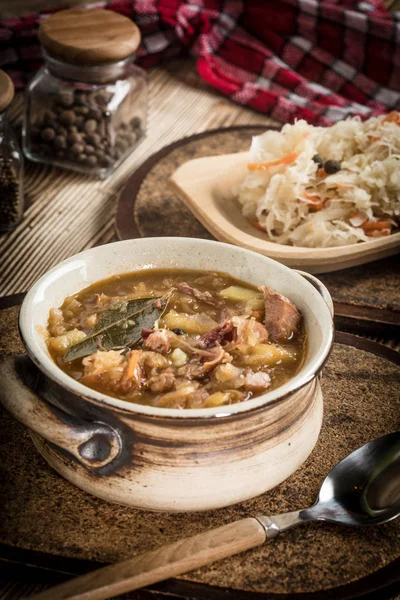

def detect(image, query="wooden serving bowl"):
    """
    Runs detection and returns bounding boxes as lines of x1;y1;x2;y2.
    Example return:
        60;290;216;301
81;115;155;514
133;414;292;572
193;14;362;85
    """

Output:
0;238;333;512
170;152;400;274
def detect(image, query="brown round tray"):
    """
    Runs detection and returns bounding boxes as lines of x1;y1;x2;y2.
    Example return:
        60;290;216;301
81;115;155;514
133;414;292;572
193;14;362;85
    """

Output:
116;125;400;340
0;295;399;599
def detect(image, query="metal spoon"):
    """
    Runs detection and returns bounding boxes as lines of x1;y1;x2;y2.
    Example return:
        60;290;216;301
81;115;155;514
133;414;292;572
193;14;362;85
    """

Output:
29;432;400;600
257;430;400;536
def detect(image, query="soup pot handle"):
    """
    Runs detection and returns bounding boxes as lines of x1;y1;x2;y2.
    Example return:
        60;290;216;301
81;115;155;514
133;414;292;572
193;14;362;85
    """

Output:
0;355;121;470
295;271;334;319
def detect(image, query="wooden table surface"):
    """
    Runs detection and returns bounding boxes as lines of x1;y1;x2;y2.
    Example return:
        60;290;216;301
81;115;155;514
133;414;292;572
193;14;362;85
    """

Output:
0;12;399;598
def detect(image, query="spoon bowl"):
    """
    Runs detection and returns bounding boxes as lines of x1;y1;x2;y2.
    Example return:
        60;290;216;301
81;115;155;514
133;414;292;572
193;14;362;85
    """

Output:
310;431;400;526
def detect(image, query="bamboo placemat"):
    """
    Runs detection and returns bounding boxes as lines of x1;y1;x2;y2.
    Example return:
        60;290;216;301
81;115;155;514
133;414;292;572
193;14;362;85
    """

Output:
0;60;275;297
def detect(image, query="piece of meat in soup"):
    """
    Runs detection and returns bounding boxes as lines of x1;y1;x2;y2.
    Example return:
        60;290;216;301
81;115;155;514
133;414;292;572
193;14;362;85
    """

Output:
260;286;301;342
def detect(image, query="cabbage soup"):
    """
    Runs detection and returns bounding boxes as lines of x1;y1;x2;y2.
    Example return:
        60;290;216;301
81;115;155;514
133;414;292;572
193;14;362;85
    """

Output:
46;269;306;409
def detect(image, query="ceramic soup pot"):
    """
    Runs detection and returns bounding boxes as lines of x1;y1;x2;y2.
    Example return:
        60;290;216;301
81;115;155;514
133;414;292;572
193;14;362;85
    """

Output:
0;238;334;512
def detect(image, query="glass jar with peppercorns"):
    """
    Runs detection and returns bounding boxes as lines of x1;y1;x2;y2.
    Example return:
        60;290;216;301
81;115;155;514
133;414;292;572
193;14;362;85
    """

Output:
0;69;24;232
23;8;147;179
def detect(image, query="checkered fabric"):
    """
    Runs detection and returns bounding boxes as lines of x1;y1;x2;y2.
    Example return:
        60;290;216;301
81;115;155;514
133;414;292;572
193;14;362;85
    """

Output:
1;0;399;124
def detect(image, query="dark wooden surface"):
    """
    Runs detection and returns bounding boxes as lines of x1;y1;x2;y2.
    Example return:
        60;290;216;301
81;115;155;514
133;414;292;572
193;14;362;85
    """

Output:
0;295;399;600
0;547;399;600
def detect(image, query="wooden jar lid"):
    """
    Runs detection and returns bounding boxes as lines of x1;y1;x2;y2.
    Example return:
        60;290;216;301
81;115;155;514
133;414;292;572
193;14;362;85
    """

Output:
0;70;14;112
39;8;141;65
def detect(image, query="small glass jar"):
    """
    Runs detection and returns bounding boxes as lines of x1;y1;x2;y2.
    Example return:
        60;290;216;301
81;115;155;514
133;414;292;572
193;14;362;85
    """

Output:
23;8;147;179
0;70;24;232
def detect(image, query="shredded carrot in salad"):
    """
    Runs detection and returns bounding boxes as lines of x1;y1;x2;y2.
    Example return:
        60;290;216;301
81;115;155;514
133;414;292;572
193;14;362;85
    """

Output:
349;212;393;236
383;111;400;125
251;220;267;233
362;219;392;233
248;151;300;171
301;192;328;212
331;182;353;190
366;228;391;237
303;192;321;203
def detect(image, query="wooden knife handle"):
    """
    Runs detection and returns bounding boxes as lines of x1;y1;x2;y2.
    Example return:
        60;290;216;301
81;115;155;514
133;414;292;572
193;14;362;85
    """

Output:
29;517;266;600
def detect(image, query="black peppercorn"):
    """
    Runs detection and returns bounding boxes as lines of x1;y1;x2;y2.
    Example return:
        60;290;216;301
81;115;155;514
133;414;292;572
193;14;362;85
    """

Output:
54;135;67;149
116;139;128;154
68;131;82;144
94;90;112;106
88;108;102;121
45;119;58;130
75;93;88;106
57;90;74;107
41;127;55;141
101;154;113;167
42;110;53;124
87;133;101;146
60;110;76;126
324;160;341;174
75;116;85;130
0;158;22;231
72;142;85;155
27;75;145;176
312;153;323;167
85;155;98;167
127;131;138;145
74;106;90;116
130;116;141;130
172;328;185;335
84;119;97;134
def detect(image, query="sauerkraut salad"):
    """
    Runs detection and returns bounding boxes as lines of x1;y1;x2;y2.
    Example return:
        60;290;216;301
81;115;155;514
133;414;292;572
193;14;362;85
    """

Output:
238;113;400;247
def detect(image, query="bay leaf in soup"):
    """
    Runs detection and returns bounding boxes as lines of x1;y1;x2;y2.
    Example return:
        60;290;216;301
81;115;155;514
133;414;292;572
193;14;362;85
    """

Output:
64;295;168;362
63;334;104;362
99;300;169;350
91;297;155;335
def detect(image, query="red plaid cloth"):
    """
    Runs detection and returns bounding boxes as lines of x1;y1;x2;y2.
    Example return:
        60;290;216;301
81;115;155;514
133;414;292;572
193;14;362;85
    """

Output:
1;0;399;125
